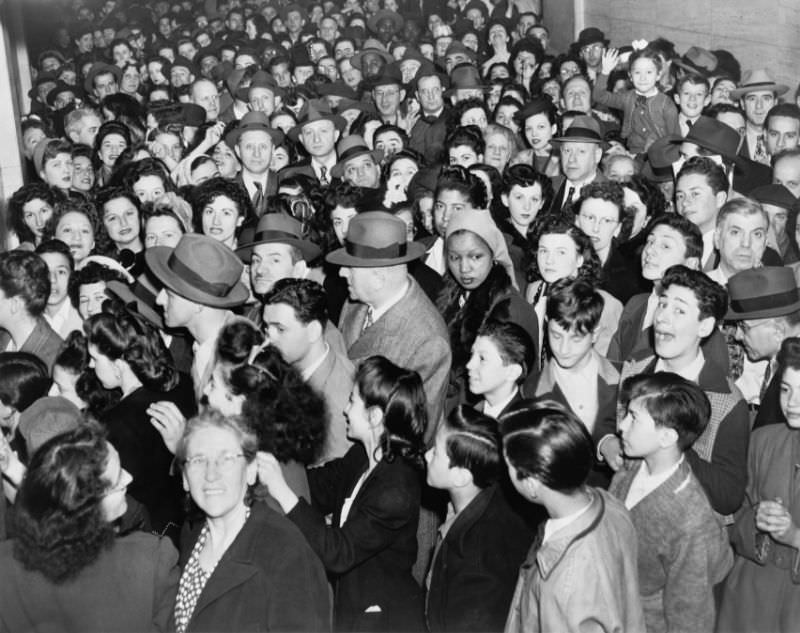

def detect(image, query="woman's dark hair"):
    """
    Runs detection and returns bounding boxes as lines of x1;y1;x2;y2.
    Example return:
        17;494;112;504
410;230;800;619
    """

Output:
92;120;132;170
778;337;800;379
232;346;326;465
121;157;176;196
101;93;145;128
13;424;116;584
356;355;427;468
435;164;489;210
442;405;501;488
450;98;490;132
8;183;58;244
500;399;593;493
444;125;485;160
546;277;604;336
67;261;128;309
349;110;383;141
94;187;142;250
528;214;601;285
553;52;587;79
501;164;554;216
215;319;264;366
55;331;120;417
622;174;667;228
190;176;256;236
514;96;558;146
0;352;51;412
43;196;115;257
84;299;178;392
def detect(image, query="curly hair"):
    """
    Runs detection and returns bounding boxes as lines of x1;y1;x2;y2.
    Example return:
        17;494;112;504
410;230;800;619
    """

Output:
233;346;326;465
7;183;58;244
355;356;427;468
13;424;116;584
215;318;265;366
84;298;178;392
189;176;255;236
55;331;120;418
42;197;115;257
527;214;601;285
67;261;128;310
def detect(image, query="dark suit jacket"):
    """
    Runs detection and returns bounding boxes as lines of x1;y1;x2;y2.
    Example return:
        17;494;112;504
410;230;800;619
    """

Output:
409;111;448;165
340;276;451;441
0;317;63;371
548;170;607;215
534;353;618;488
177;502;330;632
235;171;278;218
288;445;424;632
754;369;783;430
0;532;178;633
426;484;535;633
600;240;648;305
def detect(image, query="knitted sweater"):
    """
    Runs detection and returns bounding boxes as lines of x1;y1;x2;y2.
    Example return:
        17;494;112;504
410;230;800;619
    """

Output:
610;459;733;633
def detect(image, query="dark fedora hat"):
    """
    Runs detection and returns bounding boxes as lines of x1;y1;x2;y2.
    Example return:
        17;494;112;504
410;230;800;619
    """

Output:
669;116;743;165
726;266;800;320
104;280;165;331
750;184;798;210
326;211;426;267
236;213;321;263
236;70;286;101
642;136;680;183
350;38;394;71
145;234;249;308
575;27;608;49
672;46;718;78
288;100;346;142
331;135;383;179
552;114;603;144
224;110;285;148
367;9;404;34
83;62;122;94
444;63;485;97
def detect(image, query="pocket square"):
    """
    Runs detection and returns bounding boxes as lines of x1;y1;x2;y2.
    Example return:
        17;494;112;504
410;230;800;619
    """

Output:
365;605;382;613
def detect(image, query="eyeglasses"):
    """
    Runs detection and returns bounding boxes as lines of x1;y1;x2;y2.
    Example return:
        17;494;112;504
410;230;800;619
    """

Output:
578;212;619;228
581;43;604;55
737;319;774;334
184;453;245;473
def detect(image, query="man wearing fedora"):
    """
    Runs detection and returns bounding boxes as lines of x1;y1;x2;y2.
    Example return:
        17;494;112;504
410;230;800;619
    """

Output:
279;101;346;186
332;135;382;189
371;64;408;126
328;211;451;437
226;111;282;217
446;64;485;105
729;266;800;430
350;38;393;80
573;27;607;82
548;114;606;214
146;234;250;400
244;70;285;117
733;69;790;165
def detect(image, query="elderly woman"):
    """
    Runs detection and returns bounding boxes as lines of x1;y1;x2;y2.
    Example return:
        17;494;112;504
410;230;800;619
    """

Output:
173;409;330;632
0;425;179;632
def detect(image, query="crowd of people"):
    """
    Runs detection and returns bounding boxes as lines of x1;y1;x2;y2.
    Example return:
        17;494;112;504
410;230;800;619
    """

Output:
2;0;800;630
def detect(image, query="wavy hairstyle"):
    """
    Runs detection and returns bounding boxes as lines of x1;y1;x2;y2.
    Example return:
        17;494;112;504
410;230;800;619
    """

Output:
527;214;601;285
7;183;59;244
13;424;116;584
233;346;326;465
84;298;178;392
355;355;427;468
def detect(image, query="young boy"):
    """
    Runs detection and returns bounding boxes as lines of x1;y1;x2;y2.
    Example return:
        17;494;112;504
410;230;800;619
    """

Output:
466;319;534;418
674;74;710;136
602;265;749;520
534;277;618;487
424;404;535;632
611;372;733;632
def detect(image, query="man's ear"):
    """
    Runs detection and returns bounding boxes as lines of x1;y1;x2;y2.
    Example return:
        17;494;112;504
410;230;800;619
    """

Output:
715;190;728;209
698;315;715;339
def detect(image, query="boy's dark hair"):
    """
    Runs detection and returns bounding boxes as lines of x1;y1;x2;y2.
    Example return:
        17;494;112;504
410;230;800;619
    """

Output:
766;103;800;130
442;404;501;489
620;371;711;451
660;264;728;323
676;156;728;195
264;278;328;326
35;239;75;272
0;251;51;317
644;213;703;261
476;319;534;384
705;102;745;121
575;180;626;222
546;277;604;337
675;73;710;93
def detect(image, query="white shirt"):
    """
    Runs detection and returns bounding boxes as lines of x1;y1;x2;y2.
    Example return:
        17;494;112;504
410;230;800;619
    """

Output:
624;456;684;509
241;170;271;201
701;231;716;269
641;290;660;331
543;497;593;543
44;300;82;339
301;343;330;382
311;156;338;182
425;237;446;276
483;389;519;419
552;354;600;432
655;349;705;383
562;173;596;207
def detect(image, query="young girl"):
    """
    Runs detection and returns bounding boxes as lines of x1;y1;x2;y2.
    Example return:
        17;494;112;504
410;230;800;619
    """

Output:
502;401;645;632
526;216;622;359
425;405;534;632
718;337;800;631
592;46;680;154
467;320;534;418
257;356;426;632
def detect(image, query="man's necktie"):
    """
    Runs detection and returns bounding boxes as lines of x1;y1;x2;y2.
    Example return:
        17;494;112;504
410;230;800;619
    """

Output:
361;307;374;334
319;165;329;186
563;185;575;211
252;182;264;216
759;361;773;403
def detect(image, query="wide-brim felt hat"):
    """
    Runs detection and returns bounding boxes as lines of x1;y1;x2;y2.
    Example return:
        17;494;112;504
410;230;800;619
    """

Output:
236;213;321;263
750;184;798;210
288;101;347;142
326;211;426;267
235;69;287;101
350;39;394;71
730;68;789;100
575;27;608;49
726;266;800;320
225;110;285;148
45;81;76;106
642;135;680;182
668;116;744;166
331;135;383;178
552;114;603;144
368;9;404;34
443;63;485;97
83;62;122;94
672;47;718;78
104;280;165;331
145;234;249;308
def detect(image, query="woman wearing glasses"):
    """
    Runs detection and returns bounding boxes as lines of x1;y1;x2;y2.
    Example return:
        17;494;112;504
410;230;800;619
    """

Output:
173;409;330;633
0;425;179;632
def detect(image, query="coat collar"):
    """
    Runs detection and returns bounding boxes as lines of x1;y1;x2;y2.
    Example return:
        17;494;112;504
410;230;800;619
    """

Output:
536;351;619;396
639;353;731;394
